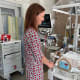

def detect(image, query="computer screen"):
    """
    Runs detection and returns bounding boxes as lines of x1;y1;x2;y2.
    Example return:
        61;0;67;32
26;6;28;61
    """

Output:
39;14;51;28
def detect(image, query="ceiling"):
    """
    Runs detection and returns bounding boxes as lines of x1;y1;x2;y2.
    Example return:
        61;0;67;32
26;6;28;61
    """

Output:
4;0;25;4
55;0;80;6
3;0;80;5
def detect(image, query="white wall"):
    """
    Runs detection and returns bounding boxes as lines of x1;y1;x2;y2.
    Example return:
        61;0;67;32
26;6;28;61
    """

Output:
22;0;40;17
39;0;55;18
22;0;55;18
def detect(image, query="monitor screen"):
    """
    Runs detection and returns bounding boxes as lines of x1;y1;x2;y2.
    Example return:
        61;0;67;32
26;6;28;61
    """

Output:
39;14;51;28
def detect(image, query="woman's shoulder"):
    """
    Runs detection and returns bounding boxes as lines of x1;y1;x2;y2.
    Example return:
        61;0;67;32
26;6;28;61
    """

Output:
28;28;35;32
25;28;37;36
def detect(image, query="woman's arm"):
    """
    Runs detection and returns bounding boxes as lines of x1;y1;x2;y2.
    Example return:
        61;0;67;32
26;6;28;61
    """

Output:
42;56;54;68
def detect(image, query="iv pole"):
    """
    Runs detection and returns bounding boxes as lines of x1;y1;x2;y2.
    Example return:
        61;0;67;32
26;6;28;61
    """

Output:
73;6;79;52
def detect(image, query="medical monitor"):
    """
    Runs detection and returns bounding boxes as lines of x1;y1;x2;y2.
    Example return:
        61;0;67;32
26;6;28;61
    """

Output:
39;14;51;28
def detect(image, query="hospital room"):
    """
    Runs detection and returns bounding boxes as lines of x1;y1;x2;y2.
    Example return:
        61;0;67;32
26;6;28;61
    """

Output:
0;0;80;80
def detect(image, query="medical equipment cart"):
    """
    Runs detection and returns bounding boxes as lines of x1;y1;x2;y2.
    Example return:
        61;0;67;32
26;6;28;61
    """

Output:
0;40;23;80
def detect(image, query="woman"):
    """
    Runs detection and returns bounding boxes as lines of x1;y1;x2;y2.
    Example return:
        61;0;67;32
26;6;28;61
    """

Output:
24;3;54;80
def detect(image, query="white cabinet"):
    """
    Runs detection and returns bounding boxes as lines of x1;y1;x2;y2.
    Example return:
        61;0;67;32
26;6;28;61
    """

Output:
0;40;23;80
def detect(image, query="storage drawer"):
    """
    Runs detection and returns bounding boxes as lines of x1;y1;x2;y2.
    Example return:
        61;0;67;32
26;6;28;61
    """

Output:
4;53;22;73
2;42;21;55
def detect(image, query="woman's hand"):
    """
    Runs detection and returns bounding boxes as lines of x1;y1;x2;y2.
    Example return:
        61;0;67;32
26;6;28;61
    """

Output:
48;62;54;69
78;67;80;70
42;56;54;68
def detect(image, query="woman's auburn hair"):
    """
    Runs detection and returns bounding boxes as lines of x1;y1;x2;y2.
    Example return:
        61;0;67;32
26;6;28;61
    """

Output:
24;3;45;33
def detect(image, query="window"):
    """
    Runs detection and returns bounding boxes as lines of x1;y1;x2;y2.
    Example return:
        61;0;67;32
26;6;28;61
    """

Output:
1;8;15;16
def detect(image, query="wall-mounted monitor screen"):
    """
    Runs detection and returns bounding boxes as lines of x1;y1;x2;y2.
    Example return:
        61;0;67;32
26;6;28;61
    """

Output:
39;14;51;28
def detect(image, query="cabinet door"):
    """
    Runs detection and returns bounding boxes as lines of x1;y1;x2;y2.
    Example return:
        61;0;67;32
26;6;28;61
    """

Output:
4;53;22;73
